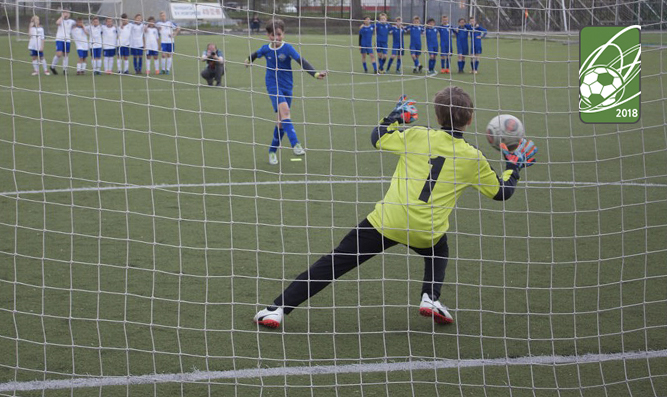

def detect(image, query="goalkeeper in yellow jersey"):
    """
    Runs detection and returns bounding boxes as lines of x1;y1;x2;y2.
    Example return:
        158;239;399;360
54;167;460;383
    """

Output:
254;86;537;329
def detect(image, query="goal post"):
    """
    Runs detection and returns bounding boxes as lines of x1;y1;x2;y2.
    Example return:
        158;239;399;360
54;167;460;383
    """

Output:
0;0;666;395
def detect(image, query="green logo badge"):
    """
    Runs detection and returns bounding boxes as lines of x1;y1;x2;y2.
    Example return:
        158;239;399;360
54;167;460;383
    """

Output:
579;26;641;124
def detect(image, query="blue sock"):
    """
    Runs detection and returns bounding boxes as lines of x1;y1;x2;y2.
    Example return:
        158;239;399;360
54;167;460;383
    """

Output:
429;59;435;71
281;119;299;147
387;58;394;70
372;62;377;72
362;62;367;72
470;61;474;70
379;58;385;70
133;57;137;70
458;60;464;71
441;58;445;69
138;57;142;71
446;58;450;69
396;59;401;70
475;60;479;71
269;126;285;153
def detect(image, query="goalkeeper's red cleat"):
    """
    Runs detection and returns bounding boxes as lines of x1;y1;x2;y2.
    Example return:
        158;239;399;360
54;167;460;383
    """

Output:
444;68;450;74
254;307;283;329
419;293;454;324
440;68;446;74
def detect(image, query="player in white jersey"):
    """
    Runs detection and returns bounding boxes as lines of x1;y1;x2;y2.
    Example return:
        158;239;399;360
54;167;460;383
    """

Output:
50;10;76;75
117;14;132;73
156;11;180;74
89;17;103;74
101;17;118;74
71;17;89;74
28;16;49;75
144;16;161;75
129;14;145;74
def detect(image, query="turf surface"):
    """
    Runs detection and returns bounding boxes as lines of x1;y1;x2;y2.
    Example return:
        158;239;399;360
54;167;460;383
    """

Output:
0;31;666;396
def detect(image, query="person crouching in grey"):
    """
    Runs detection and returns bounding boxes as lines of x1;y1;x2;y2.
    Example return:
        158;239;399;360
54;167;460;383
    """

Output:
201;43;224;86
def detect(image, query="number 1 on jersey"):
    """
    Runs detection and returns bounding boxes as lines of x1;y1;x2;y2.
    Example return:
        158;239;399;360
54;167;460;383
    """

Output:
418;156;446;203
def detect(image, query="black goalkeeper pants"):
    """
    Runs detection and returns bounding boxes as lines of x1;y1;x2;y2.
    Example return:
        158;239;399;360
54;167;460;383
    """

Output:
273;218;449;315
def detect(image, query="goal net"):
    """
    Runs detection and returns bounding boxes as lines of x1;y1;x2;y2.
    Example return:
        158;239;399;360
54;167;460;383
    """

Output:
0;0;666;395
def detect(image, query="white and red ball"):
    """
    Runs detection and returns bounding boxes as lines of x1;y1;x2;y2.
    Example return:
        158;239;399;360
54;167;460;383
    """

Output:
486;114;525;151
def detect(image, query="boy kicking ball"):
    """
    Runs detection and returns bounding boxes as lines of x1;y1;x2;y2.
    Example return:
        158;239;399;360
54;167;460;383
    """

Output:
254;86;537;329
245;18;327;165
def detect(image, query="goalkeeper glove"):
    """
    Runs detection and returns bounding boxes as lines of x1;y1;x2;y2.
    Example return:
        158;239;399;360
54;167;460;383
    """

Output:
386;95;418;124
500;138;537;170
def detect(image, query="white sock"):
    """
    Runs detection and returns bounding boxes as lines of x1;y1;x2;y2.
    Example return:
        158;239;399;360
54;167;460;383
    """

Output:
42;59;48;71
51;55;59;68
167;57;172;71
124;60;129;72
32;60;39;72
161;57;165;70
62;56;68;70
155;60;159;73
117;58;121;71
146;59;151;71
104;58;110;71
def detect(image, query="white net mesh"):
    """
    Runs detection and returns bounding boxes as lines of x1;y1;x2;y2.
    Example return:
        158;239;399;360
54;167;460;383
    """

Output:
0;0;666;395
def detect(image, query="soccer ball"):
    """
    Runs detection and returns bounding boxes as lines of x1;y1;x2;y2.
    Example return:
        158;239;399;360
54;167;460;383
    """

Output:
486;114;525;151
580;66;624;107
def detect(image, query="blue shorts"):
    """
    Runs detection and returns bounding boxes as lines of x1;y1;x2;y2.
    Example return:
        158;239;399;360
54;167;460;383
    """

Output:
55;41;70;53
427;45;439;56
440;46;451;56
29;50;44;57
91;48;102;58
360;47;373;54
457;43;469;55
104;48;116;57
119;46;130;57
131;48;144;56
472;46;482;55
146;50;159;56
161;43;174;53
392;48;404;56
267;87;292;113
376;43;388;54
77;50;88;59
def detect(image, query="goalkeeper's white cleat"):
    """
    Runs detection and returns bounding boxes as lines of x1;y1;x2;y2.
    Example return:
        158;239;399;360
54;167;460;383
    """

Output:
254;307;283;329
293;143;305;156
419;293;454;324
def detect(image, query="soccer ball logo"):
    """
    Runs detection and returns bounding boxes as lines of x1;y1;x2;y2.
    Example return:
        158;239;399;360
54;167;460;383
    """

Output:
486;114;525;151
580;67;624;108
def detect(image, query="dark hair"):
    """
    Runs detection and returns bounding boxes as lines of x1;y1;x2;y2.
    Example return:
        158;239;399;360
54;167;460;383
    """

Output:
458;18;465;23
121;13;127;19
265;18;285;34
92;16;99;20
147;16;155;22
76;17;83;22
427;18;435;24
434;86;474;130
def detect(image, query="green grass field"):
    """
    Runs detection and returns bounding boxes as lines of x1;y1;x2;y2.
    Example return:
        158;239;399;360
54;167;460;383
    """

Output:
0;31;666;396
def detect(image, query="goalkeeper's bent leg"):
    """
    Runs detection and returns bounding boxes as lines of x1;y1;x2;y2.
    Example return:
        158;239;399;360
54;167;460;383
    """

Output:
272;218;398;314
412;235;449;301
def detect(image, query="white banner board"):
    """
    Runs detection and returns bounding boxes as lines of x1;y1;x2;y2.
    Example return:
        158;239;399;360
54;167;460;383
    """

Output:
170;3;228;20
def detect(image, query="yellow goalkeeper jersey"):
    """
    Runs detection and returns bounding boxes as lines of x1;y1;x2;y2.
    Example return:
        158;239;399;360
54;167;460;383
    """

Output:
367;122;516;249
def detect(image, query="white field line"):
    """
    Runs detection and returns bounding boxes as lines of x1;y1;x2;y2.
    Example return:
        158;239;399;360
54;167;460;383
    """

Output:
1;178;666;197
1;349;666;392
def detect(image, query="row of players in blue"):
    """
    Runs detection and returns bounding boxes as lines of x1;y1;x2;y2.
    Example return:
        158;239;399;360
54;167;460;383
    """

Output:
359;13;487;76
